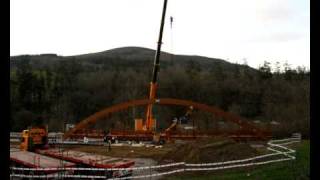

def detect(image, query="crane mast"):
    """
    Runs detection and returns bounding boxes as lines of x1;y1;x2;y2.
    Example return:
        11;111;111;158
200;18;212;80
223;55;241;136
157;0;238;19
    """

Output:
144;0;168;131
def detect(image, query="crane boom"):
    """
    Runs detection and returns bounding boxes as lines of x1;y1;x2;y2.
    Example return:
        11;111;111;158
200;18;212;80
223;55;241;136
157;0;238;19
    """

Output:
145;0;168;131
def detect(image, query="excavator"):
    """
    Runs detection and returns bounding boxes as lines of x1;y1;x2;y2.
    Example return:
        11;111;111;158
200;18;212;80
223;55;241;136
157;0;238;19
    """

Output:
163;106;194;142
165;106;194;133
19;116;49;151
20;125;48;151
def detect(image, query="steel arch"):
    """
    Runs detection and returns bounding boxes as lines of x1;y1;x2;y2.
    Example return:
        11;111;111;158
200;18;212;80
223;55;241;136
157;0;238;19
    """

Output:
63;98;268;139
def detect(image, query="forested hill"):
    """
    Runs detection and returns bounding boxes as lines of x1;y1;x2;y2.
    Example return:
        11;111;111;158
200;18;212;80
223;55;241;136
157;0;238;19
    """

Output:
10;47;309;137
10;46;256;74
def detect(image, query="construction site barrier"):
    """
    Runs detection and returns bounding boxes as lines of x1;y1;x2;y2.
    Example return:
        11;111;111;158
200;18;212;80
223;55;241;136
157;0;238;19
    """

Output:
10;162;185;171
10;136;301;179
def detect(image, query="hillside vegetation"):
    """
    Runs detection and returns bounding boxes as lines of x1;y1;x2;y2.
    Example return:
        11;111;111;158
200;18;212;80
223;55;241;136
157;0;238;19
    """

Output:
10;47;309;137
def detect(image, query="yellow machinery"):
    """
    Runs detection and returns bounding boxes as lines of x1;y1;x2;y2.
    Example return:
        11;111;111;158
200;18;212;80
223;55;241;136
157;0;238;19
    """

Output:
165;106;194;133
20;125;48;151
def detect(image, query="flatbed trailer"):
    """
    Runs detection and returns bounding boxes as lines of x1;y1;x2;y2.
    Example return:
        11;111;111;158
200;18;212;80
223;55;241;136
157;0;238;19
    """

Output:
10;148;75;175
36;148;135;178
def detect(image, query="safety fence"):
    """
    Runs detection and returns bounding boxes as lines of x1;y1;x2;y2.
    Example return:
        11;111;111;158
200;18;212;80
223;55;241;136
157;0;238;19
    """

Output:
10;134;301;179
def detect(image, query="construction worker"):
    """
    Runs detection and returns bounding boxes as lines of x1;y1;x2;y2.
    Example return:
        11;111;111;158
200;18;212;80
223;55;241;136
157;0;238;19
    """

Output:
107;139;111;152
104;129;112;152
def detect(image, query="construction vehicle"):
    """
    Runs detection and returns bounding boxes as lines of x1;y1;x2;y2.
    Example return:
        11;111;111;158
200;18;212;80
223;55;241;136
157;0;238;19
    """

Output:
142;0;168;132
165;106;194;133
164;106;194;142
20;125;48;151
124;0;169;144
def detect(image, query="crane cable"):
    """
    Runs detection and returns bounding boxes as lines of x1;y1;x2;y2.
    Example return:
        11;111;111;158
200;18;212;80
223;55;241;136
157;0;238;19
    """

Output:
170;16;174;64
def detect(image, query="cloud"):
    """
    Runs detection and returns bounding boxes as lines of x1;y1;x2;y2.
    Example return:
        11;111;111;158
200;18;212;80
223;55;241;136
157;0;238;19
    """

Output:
255;0;295;22
249;32;304;43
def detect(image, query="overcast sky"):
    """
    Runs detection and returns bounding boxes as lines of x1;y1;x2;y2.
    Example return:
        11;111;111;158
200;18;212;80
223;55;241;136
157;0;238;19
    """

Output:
10;0;309;69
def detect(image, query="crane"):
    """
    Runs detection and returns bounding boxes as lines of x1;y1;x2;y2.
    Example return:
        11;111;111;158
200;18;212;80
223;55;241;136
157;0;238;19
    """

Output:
143;0;168;131
62;0;271;142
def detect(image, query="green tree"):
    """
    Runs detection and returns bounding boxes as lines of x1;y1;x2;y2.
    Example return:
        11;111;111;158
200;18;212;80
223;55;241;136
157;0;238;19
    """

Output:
258;61;272;79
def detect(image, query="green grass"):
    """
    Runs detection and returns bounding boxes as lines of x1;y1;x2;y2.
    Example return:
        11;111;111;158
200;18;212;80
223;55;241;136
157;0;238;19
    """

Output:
165;140;310;180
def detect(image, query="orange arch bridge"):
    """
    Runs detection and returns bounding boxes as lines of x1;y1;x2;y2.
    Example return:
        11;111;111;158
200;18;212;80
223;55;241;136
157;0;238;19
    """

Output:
63;98;270;140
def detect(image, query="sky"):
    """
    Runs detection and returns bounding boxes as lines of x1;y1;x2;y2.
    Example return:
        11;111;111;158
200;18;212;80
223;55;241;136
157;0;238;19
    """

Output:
10;0;310;69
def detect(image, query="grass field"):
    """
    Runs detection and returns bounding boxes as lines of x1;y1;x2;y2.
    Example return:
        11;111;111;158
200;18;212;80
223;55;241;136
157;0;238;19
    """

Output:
164;140;310;180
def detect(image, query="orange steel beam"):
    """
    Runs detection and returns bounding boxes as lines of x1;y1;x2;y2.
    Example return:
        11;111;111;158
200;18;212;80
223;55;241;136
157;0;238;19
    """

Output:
63;98;269;139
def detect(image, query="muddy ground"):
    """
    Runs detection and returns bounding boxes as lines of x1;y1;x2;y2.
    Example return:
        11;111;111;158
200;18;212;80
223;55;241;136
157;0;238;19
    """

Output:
11;136;266;164
55;136;264;164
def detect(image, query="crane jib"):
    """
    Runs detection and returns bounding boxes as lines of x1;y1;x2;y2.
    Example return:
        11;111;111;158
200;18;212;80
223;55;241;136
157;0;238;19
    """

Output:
151;0;168;83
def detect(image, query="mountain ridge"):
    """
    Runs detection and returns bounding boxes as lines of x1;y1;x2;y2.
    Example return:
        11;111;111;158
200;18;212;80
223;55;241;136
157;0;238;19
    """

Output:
10;46;257;74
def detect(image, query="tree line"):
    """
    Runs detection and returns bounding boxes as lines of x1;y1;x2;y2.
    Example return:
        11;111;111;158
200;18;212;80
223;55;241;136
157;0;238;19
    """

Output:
10;51;309;137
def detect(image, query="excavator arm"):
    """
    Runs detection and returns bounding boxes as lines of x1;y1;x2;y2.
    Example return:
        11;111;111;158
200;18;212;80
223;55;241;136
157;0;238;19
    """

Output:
165;106;194;133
